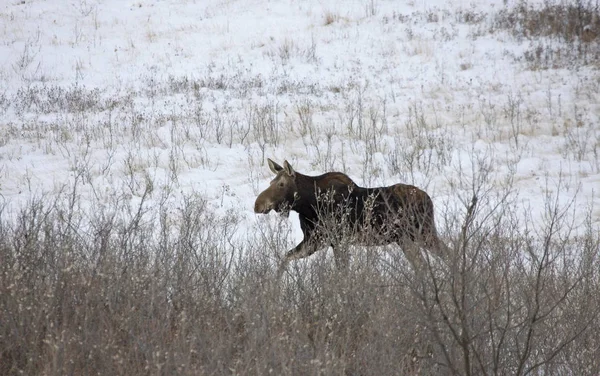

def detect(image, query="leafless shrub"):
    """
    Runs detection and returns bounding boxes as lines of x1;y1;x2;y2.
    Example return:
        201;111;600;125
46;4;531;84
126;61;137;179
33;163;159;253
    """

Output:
503;92;524;148
385;161;600;375
523;39;599;69
12;84;108;115
459;61;473;70
12;42;39;73
498;0;599;42
295;99;314;139
456;7;487;24
385;102;453;182
1;171;599;375
493;0;600;68
365;0;378;17
0;91;9;116
305;34;319;64
563;122;600;171
251;100;282;148
0;187;241;375
323;11;340;26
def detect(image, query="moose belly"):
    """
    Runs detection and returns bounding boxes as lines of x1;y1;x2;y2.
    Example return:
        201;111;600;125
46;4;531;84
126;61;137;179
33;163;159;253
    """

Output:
333;217;416;247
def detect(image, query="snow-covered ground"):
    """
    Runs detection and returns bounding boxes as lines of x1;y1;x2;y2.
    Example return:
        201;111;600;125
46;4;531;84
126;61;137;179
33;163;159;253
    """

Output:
1;0;598;244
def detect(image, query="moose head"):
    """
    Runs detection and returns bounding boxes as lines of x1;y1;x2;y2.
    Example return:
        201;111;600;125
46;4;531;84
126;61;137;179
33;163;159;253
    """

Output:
254;159;299;216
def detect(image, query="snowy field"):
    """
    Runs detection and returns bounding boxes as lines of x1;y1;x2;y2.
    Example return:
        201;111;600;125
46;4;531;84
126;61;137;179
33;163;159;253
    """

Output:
1;0;599;244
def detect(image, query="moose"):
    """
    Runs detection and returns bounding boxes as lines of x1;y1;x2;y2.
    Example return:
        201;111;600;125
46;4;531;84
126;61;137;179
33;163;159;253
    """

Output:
254;159;447;271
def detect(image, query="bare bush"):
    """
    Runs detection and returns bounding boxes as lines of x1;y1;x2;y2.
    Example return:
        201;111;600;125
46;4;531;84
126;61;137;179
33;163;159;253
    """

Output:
13;84;105;115
493;0;600;69
323;11;340;26
495;0;599;42
1;162;598;375
385;102;452;183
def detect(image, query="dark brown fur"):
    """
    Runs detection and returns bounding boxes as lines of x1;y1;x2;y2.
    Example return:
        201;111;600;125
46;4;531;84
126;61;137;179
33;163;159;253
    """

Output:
254;159;446;269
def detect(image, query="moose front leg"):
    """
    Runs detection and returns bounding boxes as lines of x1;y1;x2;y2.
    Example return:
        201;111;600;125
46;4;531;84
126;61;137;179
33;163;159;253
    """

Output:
286;239;319;260
277;237;319;277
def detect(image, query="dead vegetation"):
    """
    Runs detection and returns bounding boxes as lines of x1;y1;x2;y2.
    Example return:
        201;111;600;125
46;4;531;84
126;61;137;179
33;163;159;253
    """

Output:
493;0;600;69
1;169;599;375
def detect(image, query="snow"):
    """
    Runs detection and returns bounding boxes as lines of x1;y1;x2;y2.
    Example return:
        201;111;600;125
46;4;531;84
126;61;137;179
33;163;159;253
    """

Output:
0;0;598;243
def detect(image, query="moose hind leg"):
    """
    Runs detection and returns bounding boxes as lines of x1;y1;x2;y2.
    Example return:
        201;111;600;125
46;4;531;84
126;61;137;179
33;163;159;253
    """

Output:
333;247;350;270
399;239;425;271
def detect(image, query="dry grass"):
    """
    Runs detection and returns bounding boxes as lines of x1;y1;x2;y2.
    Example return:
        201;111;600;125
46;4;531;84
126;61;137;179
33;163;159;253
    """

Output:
323;11;340;26
493;0;600;69
1;174;599;375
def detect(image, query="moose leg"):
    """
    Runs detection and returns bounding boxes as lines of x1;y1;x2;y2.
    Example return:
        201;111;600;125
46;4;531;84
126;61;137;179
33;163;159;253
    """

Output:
276;238;319;277
425;233;451;260
285;238;320;261
400;240;425;271
333;247;350;269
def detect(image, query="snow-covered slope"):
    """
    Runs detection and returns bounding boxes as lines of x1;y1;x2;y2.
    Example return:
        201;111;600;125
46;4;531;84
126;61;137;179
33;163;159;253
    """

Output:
1;0;598;240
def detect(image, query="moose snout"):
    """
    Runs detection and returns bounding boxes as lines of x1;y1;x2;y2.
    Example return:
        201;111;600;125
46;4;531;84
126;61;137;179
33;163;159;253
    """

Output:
254;199;273;214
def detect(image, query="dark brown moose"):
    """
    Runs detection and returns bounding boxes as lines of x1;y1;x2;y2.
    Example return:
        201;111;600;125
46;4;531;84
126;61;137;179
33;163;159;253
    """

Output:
254;159;447;270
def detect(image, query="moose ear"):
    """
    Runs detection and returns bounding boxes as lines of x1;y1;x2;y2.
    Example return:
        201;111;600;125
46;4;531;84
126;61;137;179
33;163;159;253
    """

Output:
267;158;283;174
283;160;295;176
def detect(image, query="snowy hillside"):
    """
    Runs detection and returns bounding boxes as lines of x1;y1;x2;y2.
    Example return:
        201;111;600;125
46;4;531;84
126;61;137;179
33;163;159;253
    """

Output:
2;0;598;236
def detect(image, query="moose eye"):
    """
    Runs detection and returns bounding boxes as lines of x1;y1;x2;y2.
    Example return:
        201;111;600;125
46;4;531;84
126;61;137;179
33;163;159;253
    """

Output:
278;182;285;188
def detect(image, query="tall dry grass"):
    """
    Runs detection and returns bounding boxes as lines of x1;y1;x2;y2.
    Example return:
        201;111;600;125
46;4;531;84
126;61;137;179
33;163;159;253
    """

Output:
1;174;599;375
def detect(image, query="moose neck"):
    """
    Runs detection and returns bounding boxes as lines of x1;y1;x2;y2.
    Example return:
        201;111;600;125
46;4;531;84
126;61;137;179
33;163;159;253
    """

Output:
292;171;358;219
292;172;321;219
